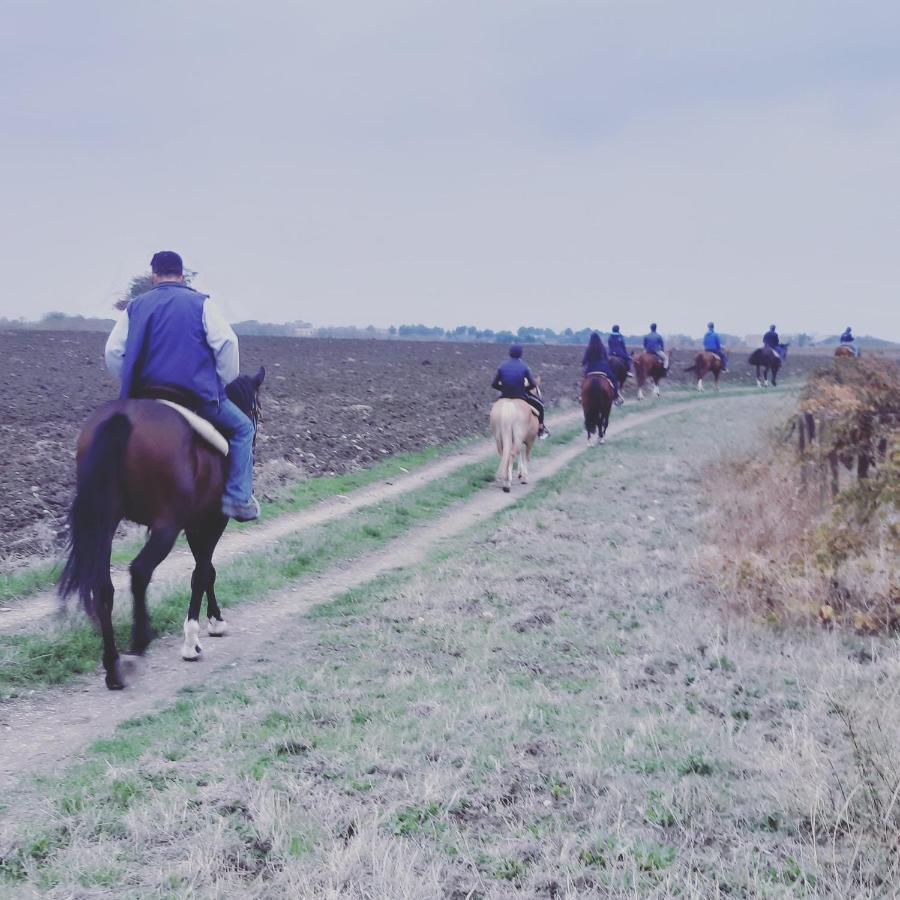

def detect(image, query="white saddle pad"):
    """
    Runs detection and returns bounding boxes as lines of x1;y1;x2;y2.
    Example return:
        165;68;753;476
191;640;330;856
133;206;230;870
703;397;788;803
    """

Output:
156;400;229;456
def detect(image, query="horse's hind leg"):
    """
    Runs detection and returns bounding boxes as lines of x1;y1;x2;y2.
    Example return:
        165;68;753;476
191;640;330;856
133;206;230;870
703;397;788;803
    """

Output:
128;526;179;654
185;514;229;644
96;576;124;690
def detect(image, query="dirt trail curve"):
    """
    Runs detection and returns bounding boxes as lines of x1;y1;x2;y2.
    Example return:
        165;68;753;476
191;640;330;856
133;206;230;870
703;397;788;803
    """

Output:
0;408;588;634
0;400;707;796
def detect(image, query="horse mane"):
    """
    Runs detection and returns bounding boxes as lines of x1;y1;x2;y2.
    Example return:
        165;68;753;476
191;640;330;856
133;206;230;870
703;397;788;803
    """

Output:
225;374;259;420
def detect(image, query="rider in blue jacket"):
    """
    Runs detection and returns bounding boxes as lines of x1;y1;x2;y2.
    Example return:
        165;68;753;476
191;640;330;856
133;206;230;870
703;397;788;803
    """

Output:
492;344;548;437
762;325;780;350
582;332;624;406
840;327;859;356
607;325;631;372
703;322;728;371
643;323;668;369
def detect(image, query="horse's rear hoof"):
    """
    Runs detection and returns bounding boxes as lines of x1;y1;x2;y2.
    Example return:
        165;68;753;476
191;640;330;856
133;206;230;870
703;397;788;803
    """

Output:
207;617;227;637
181;619;203;660
105;666;125;690
502;486;511;493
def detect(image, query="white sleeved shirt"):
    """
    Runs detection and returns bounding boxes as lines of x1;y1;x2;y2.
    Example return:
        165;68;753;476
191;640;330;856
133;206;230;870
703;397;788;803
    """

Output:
104;298;240;387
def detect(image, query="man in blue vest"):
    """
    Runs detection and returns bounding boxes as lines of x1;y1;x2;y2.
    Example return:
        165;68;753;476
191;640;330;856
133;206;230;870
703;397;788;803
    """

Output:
643;323;668;369
703;322;728;371
492;344;548;437
105;250;260;521
608;325;631;374
762;324;780;351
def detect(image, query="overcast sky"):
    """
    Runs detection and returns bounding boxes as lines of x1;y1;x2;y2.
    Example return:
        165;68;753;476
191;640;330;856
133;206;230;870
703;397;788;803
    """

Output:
3;0;899;338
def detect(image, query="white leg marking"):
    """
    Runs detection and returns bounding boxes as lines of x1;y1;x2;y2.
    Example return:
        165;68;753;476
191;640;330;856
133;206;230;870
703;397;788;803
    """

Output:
207;616;227;637
181;618;202;661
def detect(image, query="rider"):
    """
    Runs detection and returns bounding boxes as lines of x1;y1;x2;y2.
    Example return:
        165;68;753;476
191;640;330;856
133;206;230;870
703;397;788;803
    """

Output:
582;332;624;406
105;250;260;522
492;343;549;438
703;322;728;371
643;323;668;369
607;324;632;376
840;326;860;356
762;324;780;355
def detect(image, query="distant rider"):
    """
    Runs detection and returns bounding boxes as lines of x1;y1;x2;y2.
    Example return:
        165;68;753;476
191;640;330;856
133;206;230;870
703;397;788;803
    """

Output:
643;323;669;370
607;324;632;375
582;332;624;406
703;322;728;371
840;327;860;356
105;250;260;522
492;343;549;438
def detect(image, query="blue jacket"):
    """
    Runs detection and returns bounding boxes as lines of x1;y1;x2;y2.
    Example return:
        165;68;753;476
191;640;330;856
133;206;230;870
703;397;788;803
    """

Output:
703;331;723;353
763;330;780;348
608;333;629;358
582;346;608;373
492;358;536;399
840;330;854;343
644;332;664;352
119;283;221;403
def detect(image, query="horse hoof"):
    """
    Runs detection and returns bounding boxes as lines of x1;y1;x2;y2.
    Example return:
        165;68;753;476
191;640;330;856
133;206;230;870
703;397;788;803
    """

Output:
182;619;202;660
598;437;605;444
105;664;125;691
502;486;511;493
207;617;227;637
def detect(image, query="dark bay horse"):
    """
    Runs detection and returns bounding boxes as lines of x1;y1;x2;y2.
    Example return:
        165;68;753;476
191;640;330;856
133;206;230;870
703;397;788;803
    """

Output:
749;345;786;387
581;373;614;443
632;350;670;400
59;369;265;689
607;355;630;394
685;351;724;392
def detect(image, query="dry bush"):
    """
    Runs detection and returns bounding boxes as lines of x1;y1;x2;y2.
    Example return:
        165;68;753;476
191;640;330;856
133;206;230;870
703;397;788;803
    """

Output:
703;358;900;631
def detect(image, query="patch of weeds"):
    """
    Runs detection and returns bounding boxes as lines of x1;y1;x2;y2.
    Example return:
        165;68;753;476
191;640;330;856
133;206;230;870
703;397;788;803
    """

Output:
708;655;736;673
645;791;677;827
731;707;752;722
678;754;713;776
579;837;617;868
389;802;446;837
756;812;782;832
632;841;677;872
494;857;528;882
765;856;815;887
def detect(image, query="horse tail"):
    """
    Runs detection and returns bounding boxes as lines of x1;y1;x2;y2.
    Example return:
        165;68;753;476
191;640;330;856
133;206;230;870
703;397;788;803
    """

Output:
586;376;605;435
59;413;132;615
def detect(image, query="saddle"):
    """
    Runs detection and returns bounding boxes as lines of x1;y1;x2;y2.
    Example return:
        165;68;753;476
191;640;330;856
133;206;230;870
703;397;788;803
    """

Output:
136;384;229;456
584;371;615;392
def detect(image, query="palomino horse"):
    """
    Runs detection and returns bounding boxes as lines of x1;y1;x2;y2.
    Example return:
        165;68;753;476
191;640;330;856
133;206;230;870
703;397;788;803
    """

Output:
632;350;670;400
59;369;265;690
490;385;541;493
835;345;856;358
748;346;786;387
685;351;724;392
581;372;614;443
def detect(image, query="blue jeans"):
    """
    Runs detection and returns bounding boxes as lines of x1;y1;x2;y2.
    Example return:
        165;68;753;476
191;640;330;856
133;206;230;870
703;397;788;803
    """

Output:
197;397;255;504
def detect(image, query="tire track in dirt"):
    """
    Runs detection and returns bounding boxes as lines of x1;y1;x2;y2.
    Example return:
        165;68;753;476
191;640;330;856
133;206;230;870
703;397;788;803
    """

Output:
0;400;707;798
0;408;588;634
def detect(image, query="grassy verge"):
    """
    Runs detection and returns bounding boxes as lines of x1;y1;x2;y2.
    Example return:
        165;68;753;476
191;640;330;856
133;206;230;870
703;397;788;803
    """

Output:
0;422;585;698
5;391;870;897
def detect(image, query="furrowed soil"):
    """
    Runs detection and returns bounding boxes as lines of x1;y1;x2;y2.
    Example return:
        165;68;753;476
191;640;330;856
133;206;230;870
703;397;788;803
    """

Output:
3;390;892;898
0;331;828;561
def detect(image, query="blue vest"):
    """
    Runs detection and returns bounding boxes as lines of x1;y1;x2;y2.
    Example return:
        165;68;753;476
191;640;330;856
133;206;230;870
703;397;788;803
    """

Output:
840;331;854;344
763;330;779;348
703;331;722;352
119;283;221;403
494;358;534;399
644;332;664;352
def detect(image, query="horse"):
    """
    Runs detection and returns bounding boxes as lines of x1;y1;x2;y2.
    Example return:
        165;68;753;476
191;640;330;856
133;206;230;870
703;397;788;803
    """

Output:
607;355;630;394
59;369;265;690
632;350;671;400
685;351;724;392
748;345;787;387
581;372;614;444
835;345;856;358
490;384;541;493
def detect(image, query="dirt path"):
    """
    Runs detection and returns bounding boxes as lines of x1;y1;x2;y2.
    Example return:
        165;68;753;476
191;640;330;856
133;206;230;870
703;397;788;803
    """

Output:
0;400;704;797
0;407;590;634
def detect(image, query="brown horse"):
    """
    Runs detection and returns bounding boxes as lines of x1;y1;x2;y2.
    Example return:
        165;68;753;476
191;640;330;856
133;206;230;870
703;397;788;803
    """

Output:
490;386;541;492
632;350;671;400
835;345;856;358
59;369;265;690
581;373;614;443
607;355;630;394
685;351;724;392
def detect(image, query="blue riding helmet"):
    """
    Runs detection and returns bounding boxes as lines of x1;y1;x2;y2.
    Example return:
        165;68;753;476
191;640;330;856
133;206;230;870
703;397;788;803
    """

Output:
509;343;523;358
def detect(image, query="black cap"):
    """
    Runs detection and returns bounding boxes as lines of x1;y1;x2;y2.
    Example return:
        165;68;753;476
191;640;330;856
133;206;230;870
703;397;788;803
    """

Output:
150;250;184;276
